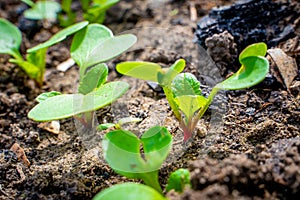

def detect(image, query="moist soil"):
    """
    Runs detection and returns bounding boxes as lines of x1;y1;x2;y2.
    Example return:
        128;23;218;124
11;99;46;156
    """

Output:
0;0;299;199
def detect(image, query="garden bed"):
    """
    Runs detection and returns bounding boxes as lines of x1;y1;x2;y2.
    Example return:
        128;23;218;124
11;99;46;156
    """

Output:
0;0;299;199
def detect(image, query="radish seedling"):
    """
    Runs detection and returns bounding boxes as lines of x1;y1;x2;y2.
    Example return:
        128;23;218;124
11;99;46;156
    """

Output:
95;126;190;199
97;117;142;130
165;168;191;193
81;0;120;24
116;43;269;142
102;126;172;193
0;19;88;85
22;0;61;21
28;24;137;129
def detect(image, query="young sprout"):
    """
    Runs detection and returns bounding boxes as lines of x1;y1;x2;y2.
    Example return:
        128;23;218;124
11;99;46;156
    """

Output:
116;42;269;142
28;24;137;129
0;19;88;85
102;126;172;193
81;0;120;24
166;168;191;193
97;117;142;131
95;126;190;199
22;0;61;21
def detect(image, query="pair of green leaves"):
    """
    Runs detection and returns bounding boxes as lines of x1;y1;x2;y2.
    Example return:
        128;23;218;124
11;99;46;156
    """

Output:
116;42;269;141
95;126;190;199
28;23;137;122
102;126;172;192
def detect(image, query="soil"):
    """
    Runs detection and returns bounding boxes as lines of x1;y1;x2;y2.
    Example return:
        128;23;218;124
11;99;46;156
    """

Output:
0;0;299;200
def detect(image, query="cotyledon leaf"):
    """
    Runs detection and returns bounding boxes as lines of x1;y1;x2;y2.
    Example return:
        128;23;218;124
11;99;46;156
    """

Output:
27;21;89;53
0;18;22;57
28;81;129;121
215;56;269;90
116;61;162;82
239;42;267;62
102;126;171;175
70;24;113;70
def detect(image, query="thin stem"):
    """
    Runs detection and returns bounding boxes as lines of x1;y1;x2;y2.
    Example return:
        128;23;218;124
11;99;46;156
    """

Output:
83;111;95;129
179;119;192;142
141;171;162;194
10;49;23;61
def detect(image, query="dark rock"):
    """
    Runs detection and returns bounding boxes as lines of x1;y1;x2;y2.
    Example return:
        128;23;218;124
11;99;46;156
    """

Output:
195;0;300;52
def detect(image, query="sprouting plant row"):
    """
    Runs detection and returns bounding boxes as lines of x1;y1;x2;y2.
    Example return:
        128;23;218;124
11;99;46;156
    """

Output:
1;16;269;199
22;0;120;27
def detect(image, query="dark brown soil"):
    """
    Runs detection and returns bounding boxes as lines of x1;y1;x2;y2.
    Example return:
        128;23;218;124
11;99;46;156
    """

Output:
0;0;299;200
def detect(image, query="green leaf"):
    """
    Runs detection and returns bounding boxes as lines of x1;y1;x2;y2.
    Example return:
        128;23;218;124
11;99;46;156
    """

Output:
79;0;90;11
97;123;116;130
84;0;120;23
78;63;108;94
215;56;269;90
174;95;207;121
171;73;201;97
28;21;89;53
117;117;142;125
83;34;137;70
102;126;172;174
0;18;22;59
239;42;267;62
166;168;191;193
61;0;72;13
141;126;172;164
157;59;186;87
28;81;129;121
9;60;40;83
10;48;47;85
71;24;136;76
71;24;113;70
21;0;35;7
36;91;62;103
24;1;61;20
93;183;167;200
168;59;185;73
116;62;162;82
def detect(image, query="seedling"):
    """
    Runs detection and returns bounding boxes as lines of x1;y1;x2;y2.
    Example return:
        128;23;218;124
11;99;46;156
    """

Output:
0;19;88;85
58;0;76;27
28;24;137;129
22;0;61;21
97;117;142;130
96;126;190;199
102;126;172;193
165;168;191;193
81;0;120;24
116;43;269;142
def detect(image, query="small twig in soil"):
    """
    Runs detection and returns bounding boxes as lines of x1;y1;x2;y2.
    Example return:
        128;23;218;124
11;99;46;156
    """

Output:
10;143;30;166
189;2;197;21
